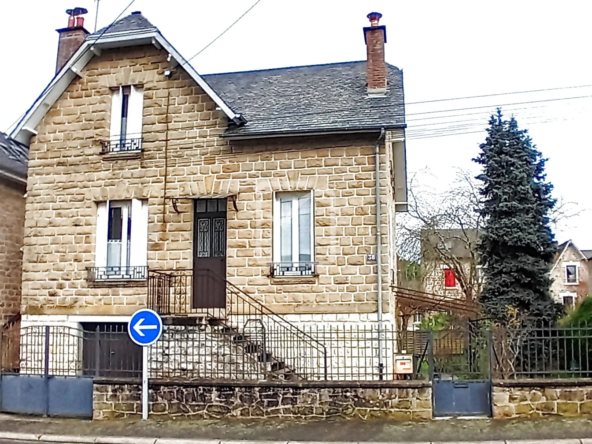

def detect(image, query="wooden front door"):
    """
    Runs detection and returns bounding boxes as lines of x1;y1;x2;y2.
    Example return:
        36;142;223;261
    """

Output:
193;198;227;309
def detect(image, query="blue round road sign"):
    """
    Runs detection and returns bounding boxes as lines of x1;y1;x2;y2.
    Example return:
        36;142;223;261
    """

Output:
128;309;163;346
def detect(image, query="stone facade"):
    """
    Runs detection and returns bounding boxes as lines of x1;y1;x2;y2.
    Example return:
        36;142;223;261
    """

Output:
93;382;432;420
0;180;25;324
493;382;592;418
22;43;402;321
550;242;590;307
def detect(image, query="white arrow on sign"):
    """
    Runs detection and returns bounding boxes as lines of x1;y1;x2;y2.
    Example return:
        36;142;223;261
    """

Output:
133;318;158;337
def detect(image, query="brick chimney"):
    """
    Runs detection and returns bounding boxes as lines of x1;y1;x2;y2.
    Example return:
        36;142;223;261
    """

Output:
56;8;89;74
363;12;387;95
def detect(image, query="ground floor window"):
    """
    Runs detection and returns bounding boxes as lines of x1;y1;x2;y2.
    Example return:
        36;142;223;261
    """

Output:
272;191;315;276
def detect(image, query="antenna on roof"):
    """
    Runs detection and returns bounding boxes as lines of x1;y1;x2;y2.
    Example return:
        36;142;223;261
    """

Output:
94;0;100;32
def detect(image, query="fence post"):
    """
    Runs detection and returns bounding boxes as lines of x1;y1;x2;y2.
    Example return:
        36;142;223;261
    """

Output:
487;329;494;381
44;325;51;417
428;330;434;382
94;326;100;377
0;327;4;373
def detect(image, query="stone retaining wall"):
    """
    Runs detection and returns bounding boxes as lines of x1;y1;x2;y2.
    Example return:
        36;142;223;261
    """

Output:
493;381;592;418
93;381;432;421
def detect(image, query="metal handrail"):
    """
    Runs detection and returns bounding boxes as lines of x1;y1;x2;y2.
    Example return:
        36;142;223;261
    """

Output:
148;269;328;380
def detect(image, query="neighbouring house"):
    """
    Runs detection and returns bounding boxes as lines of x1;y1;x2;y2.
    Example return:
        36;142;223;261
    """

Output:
0;132;27;325
551;240;591;308
421;228;482;303
8;9;408;380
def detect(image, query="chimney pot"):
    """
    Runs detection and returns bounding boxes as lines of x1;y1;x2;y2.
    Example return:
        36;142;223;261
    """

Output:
367;12;382;27
56;8;89;74
363;12;387;95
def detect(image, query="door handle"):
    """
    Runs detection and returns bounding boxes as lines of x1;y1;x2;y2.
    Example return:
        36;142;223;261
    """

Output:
454;383;469;388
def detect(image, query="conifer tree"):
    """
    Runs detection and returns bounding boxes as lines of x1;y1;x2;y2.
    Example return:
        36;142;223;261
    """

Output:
474;110;562;325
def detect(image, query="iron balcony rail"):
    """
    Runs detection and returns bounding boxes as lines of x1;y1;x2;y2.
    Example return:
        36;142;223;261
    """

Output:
147;269;328;380
100;137;143;154
269;262;317;277
87;266;147;282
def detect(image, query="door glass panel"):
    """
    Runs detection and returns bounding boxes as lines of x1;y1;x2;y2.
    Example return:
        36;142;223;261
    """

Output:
198;218;211;258
195;200;206;213
213;218;226;257
217;199;227;212
280;199;292;262
107;207;122;267
207;200;218;213
298;194;311;262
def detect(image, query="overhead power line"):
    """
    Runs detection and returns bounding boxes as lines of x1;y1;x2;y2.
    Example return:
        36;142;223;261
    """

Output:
5;0;137;134
183;0;262;65
406;84;592;106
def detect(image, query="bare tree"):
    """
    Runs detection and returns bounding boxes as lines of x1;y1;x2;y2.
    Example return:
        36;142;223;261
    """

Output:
397;168;583;306
397;169;483;304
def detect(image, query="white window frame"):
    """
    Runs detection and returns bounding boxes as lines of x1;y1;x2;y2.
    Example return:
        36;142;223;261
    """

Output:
272;191;315;275
476;265;486;284
95;199;148;281
109;85;144;151
560;292;577;309
564;262;579;285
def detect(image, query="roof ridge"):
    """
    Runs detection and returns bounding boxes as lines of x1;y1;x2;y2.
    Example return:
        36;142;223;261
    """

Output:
202;60;367;77
90;11;156;37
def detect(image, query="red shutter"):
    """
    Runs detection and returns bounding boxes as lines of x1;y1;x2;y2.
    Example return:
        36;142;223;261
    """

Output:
444;268;456;288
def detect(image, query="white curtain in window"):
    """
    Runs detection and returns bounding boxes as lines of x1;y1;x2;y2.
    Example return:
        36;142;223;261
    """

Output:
130;199;148;267
275;191;314;264
95;201;109;268
128;86;144;139
110;89;122;141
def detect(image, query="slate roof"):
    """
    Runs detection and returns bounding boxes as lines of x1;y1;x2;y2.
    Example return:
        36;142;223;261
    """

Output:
89;13;406;138
0;132;28;182
203;61;405;138
582;250;592;260
90;12;157;37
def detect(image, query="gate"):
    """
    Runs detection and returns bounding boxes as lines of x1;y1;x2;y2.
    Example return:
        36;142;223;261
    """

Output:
0;325;94;418
430;326;492;417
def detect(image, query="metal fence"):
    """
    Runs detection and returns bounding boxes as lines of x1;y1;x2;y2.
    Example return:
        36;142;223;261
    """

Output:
493;323;592;379
11;322;592;382
1;324;142;378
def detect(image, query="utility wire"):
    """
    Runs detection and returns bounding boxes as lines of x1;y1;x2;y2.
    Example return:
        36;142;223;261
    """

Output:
183;0;262;65
6;0;137;135
405;84;592;106
251;93;592;123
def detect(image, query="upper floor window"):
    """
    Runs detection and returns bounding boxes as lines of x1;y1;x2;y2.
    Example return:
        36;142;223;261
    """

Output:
88;199;148;281
271;191;315;277
443;268;456;288
565;263;579;284
103;85;144;154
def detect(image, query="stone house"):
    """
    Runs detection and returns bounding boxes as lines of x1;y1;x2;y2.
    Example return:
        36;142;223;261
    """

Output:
0;132;27;325
550;240;590;308
9;9;407;378
421;229;481;301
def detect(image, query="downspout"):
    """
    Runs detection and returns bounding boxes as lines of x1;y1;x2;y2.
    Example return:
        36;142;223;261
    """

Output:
375;127;386;379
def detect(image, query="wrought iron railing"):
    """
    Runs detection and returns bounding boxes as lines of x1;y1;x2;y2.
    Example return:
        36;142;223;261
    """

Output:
148;269;327;380
1;324;142;378
493;323;592;379
100;137;143;154
87;266;147;282
270;262;316;277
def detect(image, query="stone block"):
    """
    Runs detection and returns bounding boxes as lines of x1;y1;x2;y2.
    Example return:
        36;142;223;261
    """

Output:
557;401;580;416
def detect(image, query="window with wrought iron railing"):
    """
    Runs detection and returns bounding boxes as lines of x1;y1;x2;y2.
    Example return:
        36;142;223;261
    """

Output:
270;261;316;277
87;266;147;282
100;137;143;154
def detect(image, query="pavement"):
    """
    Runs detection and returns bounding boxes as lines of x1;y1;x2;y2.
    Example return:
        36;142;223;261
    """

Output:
4;414;592;443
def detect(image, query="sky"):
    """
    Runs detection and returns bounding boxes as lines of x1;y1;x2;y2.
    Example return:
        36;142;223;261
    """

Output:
1;0;591;247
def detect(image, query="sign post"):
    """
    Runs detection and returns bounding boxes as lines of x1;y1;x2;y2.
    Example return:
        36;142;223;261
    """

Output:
128;309;163;420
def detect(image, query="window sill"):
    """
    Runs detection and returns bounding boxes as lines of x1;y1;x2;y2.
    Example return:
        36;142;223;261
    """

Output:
87;278;147;288
270;276;318;285
101;151;143;161
564;282;579;286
